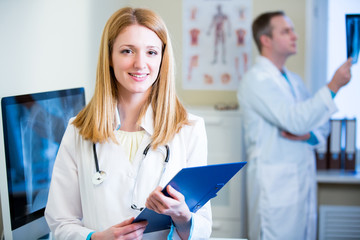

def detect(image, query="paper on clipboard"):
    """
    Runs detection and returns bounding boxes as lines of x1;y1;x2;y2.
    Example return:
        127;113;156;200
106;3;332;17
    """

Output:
132;161;247;233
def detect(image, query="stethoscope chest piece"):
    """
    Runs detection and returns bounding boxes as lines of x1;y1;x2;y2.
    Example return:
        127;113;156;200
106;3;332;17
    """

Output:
92;170;107;185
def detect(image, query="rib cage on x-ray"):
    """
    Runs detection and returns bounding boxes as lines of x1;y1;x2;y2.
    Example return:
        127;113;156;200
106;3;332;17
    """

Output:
346;14;360;64
1;87;85;232
19;100;65;214
14;95;81;217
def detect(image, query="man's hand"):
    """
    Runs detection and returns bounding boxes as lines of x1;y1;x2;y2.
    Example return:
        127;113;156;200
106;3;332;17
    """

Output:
327;58;353;93
281;131;311;141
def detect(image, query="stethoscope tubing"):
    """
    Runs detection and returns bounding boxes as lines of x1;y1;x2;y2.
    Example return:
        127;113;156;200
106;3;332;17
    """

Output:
93;143;100;172
93;143;170;185
92;142;170;211
92;143;169;175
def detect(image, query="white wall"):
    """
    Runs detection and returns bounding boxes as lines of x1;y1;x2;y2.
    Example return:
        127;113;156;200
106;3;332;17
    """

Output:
0;0;128;236
1;1;90;99
307;0;360;169
327;0;360;123
129;0;307;106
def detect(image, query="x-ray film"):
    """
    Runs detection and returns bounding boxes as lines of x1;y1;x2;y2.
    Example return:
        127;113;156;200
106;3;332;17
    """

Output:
346;14;360;64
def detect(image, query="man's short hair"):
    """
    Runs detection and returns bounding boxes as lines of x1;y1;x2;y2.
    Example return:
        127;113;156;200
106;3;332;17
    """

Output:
252;11;285;53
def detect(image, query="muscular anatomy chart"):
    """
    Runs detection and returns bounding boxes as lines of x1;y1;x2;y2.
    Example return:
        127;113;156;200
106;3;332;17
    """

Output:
207;5;231;64
183;0;252;90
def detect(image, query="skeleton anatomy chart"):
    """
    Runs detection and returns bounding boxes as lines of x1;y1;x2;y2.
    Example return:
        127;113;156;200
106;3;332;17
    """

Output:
183;0;252;90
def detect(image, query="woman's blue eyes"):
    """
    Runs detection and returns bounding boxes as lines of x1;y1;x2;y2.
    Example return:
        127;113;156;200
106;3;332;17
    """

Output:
120;49;158;56
121;49;132;54
148;50;158;56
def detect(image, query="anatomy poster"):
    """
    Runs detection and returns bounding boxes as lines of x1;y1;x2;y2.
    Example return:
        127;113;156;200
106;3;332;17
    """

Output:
183;0;252;90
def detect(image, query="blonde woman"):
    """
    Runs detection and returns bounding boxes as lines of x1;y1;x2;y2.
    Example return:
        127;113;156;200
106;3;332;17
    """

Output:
45;7;212;240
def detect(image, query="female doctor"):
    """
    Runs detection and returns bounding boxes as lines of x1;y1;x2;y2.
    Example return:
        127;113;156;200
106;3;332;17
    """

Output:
45;7;212;240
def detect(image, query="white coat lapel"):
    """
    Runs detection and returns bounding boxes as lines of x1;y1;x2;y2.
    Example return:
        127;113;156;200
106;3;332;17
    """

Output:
257;57;295;100
283;67;302;101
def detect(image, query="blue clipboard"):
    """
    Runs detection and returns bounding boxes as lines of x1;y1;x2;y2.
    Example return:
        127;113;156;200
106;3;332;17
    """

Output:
133;161;247;233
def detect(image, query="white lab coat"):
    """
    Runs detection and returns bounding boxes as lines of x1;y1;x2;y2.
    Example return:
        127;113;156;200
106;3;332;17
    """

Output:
45;106;212;240
237;56;337;240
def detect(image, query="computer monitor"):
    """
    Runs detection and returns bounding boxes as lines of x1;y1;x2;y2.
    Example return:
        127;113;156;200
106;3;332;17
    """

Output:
0;87;85;240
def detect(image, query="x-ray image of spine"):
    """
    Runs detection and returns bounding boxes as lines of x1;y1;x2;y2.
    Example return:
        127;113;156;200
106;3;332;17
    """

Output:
207;4;231;64
12;95;81;216
346;14;360;64
19;99;67;214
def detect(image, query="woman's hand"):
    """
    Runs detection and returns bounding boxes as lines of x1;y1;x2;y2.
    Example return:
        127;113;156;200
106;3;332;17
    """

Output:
145;185;192;239
91;217;147;240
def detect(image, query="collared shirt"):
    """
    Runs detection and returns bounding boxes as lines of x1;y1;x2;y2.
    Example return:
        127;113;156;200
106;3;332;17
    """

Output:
116;130;145;162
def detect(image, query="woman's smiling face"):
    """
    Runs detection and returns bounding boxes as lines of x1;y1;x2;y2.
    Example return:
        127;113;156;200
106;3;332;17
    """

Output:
111;24;163;98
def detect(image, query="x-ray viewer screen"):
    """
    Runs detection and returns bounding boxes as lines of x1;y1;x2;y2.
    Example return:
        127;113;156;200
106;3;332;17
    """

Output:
1;88;85;230
346;14;360;64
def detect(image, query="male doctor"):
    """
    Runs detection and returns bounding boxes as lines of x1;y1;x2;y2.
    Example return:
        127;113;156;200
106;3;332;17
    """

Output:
237;11;352;240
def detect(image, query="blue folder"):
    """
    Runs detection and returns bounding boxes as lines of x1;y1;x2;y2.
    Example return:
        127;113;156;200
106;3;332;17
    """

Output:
133;161;247;233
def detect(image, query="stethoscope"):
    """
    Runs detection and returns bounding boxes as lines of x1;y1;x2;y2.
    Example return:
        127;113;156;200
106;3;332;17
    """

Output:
92;142;170;211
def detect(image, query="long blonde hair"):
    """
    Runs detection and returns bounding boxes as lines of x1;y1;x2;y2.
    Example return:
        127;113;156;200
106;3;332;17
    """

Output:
72;7;189;148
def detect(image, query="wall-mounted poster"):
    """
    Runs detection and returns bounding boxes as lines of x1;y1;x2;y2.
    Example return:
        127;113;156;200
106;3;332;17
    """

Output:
183;0;252;90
